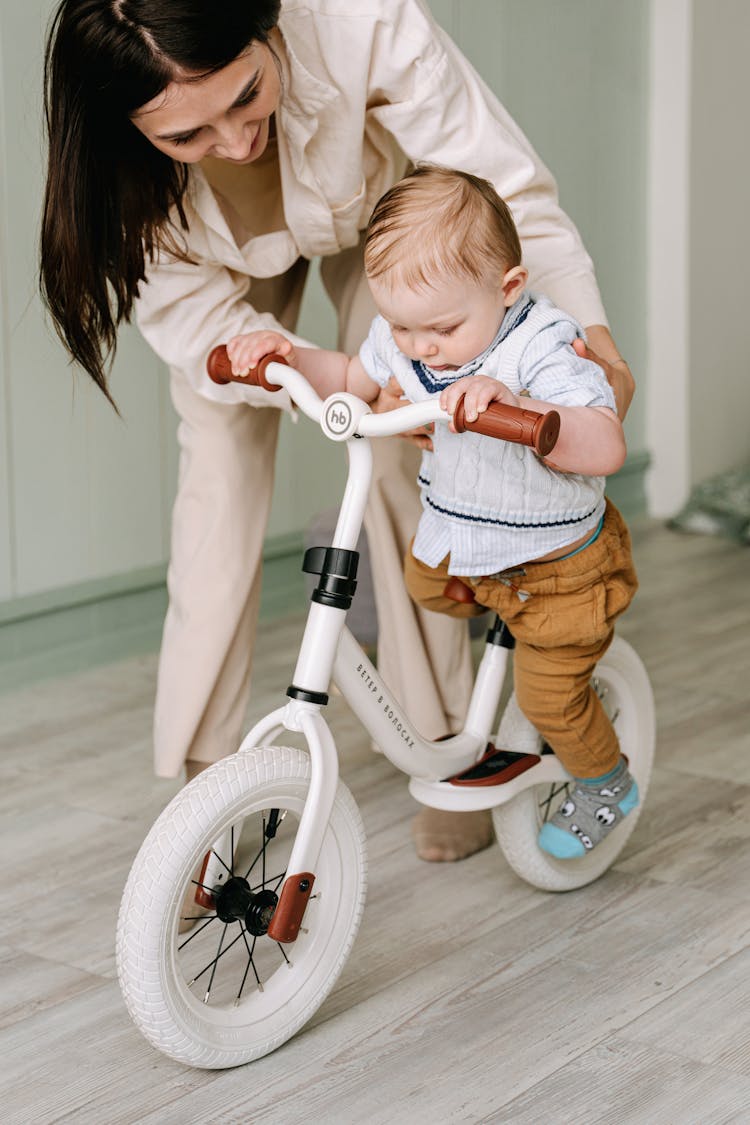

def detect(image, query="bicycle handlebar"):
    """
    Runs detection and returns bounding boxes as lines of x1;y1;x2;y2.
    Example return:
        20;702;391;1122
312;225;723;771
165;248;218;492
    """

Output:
207;345;283;393
452;396;560;457
206;344;560;457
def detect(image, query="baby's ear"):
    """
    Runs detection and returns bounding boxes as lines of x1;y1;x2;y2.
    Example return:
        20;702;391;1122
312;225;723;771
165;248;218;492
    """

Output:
501;265;528;307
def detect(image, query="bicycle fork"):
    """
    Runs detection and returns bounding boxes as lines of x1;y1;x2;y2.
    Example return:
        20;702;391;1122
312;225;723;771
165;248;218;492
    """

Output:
196;581;354;943
265;704;340;942
195;437;372;942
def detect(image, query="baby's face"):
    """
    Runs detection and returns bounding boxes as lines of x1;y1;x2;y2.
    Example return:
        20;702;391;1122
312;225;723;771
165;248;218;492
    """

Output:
368;273;506;371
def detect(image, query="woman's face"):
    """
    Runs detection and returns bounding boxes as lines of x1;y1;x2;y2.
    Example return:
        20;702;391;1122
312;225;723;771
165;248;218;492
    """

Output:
130;42;280;164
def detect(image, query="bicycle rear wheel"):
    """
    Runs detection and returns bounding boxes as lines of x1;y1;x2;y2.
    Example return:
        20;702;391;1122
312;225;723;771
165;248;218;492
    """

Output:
492;635;654;891
117;746;366;1068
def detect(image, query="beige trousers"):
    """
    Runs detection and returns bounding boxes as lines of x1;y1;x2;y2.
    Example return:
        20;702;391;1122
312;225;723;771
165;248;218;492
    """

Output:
154;242;473;777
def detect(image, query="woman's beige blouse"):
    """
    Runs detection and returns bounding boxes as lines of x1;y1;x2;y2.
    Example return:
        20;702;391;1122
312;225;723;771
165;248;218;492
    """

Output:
135;0;607;409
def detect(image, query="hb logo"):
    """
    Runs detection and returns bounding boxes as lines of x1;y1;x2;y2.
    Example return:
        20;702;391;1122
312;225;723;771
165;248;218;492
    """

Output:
325;400;352;434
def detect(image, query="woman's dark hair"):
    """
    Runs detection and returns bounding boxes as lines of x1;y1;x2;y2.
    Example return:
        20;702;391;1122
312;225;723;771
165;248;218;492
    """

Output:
40;0;280;404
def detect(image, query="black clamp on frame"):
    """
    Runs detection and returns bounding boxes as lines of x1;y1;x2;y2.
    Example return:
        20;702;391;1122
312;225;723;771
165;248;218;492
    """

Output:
302;546;359;610
486;615;516;649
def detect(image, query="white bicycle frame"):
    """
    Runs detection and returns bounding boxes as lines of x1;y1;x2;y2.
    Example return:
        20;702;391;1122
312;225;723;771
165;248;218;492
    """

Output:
203;362;570;930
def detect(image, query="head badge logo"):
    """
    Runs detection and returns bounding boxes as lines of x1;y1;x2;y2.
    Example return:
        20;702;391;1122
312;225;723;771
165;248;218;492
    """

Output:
325;399;352;435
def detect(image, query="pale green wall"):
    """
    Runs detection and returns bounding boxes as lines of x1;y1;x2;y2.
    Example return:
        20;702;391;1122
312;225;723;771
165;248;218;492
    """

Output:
0;28;11;605
0;1;171;601
0;0;651;682
454;0;649;452
0;2;177;684
689;0;750;486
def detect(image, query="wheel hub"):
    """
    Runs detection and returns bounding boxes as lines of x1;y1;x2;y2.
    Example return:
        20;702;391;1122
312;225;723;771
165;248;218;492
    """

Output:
213;876;252;923
245;889;279;936
212;876;279;933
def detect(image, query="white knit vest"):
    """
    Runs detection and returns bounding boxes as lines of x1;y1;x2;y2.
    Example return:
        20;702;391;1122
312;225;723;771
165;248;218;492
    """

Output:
416;296;606;571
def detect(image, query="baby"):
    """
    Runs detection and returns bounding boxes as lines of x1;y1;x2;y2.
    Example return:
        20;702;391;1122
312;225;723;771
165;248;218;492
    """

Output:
227;165;639;859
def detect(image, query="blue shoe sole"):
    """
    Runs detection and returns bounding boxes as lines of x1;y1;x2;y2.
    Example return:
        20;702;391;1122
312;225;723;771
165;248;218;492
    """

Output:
618;780;640;815
538;822;586;859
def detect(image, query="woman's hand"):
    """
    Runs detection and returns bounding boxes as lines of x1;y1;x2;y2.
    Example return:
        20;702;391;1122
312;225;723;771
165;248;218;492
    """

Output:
371;376;434;450
573;332;635;420
226;330;297;376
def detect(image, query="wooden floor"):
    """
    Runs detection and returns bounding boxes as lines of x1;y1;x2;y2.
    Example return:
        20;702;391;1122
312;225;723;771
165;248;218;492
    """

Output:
2;523;749;1124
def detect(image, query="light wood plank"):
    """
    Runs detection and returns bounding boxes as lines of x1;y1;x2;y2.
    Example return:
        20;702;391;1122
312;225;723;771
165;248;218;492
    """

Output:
490;1036;750;1125
0;944;101;1032
618;948;750;1078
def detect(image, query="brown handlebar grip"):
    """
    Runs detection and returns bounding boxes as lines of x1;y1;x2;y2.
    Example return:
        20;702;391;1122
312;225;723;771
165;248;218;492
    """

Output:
206;345;288;392
453;397;560;457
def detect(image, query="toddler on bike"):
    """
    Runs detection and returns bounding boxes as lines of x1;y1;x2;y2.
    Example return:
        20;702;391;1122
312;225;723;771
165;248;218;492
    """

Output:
226;165;639;860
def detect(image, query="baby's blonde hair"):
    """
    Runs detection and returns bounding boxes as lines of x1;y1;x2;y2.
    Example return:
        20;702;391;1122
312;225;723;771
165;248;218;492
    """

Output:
364;165;522;291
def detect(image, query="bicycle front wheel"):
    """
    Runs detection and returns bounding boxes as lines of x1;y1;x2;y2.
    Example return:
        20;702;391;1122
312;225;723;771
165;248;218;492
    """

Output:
492;635;655;891
117;746;367;1069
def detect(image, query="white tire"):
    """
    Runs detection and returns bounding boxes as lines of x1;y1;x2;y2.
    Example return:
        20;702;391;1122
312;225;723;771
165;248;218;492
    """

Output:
117;747;366;1068
492;636;655;891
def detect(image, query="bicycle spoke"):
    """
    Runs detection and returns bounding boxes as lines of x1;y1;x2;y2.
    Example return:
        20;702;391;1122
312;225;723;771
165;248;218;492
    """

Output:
189;925;247;986
238;925;264;996
210;848;233;877
192;920;262;1001
201;923;229;1003
234;928;257;1004
243;809;288;881
538;781;569;822
276;942;291;966
177;914;217;950
173;804;306;1012
251;870;286;893
243;842;269;883
248;954;263;993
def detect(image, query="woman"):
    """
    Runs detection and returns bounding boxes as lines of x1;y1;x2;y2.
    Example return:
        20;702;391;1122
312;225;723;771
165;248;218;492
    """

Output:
40;0;634;862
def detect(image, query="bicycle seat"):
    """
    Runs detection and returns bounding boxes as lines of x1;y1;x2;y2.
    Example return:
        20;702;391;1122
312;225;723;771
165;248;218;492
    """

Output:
443;576;479;605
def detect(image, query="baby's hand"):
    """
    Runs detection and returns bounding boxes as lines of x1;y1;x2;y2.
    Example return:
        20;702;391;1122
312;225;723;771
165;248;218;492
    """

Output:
226;330;296;376
440;375;519;431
